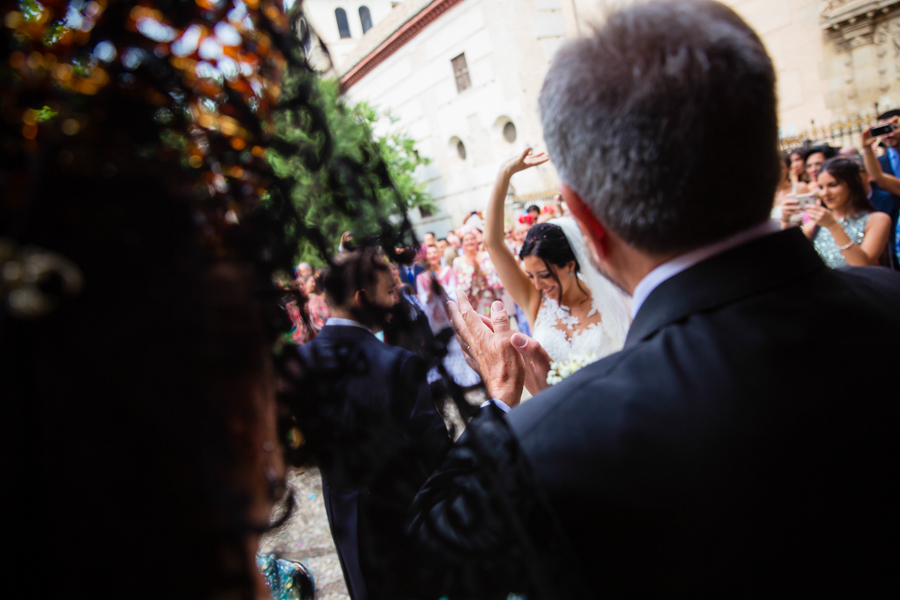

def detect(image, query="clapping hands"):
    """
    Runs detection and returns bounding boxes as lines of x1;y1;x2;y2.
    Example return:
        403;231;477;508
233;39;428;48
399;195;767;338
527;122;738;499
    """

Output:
448;290;554;408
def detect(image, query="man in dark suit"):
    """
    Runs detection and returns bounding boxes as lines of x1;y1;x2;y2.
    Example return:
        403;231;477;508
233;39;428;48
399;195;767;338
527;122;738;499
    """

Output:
395;246;424;286
296;248;450;600
405;2;900;597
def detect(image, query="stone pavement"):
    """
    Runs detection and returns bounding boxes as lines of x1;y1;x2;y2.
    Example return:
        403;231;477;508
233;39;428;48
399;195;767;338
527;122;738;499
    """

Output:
259;466;349;600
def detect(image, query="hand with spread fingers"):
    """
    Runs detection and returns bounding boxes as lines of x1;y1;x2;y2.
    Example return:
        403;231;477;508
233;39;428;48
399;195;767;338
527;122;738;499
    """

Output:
448;290;525;408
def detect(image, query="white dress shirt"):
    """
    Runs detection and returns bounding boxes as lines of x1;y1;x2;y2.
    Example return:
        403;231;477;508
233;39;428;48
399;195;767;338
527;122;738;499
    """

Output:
630;220;780;318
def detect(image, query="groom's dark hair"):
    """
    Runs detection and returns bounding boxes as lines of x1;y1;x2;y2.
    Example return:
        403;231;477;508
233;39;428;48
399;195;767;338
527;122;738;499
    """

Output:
322;247;390;309
540;0;779;254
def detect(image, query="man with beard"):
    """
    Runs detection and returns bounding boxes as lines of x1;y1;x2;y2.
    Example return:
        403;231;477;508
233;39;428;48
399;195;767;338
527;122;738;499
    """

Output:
297;248;450;600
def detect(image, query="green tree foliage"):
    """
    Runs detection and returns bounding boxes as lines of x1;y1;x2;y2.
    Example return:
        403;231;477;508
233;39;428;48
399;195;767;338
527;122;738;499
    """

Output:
267;76;434;267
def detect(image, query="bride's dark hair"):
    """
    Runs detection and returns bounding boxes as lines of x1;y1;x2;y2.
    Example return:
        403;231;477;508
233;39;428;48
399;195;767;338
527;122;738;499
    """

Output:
519;223;587;298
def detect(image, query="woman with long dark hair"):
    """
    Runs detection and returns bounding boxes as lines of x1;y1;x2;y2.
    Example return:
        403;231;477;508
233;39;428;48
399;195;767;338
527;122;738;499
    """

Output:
788;148;810;185
482;148;631;365
775;151;809;207
783;157;891;267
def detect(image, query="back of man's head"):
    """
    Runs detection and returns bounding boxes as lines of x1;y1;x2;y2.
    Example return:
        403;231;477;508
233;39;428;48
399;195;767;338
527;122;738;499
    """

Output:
322;247;389;310
540;0;779;255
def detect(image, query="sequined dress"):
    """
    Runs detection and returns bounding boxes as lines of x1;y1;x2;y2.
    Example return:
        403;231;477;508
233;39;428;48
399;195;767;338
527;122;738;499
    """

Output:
255;554;315;600
812;211;870;268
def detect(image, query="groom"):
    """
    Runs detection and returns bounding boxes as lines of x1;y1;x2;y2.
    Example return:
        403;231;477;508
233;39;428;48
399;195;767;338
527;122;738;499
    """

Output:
405;1;900;597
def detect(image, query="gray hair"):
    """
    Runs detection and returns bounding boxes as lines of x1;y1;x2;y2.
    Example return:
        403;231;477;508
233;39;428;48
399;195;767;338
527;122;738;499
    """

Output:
539;0;780;254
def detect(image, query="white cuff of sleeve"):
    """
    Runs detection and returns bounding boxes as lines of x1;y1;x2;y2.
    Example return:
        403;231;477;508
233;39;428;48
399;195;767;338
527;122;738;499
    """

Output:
480;399;511;414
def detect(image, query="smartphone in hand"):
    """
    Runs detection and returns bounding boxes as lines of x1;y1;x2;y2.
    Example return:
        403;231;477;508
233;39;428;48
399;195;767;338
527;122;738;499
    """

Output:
871;123;895;137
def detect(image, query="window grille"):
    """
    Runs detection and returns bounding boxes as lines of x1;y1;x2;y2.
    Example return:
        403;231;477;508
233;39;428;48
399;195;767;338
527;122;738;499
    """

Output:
451;53;471;93
335;8;351;39
359;6;373;34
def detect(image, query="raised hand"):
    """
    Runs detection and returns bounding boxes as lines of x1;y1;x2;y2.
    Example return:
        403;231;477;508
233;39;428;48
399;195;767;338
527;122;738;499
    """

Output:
501;147;550;178
861;126;878;150
448;291;525;408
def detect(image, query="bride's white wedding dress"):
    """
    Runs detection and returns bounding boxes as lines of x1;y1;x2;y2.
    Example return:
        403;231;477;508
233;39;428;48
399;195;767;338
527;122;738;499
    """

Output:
530;217;632;364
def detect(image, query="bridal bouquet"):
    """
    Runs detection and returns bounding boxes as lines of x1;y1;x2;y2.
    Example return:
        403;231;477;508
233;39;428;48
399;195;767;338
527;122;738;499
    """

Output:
546;351;600;385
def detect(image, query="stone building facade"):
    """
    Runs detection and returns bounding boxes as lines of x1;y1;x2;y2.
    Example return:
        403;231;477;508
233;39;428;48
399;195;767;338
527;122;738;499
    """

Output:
303;0;900;234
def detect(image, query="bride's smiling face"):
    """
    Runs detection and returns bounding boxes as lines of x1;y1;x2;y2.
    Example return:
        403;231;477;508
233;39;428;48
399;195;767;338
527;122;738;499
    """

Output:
522;255;578;302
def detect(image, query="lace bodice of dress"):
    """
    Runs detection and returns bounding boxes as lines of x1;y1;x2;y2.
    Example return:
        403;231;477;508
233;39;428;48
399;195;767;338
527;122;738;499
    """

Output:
532;298;615;363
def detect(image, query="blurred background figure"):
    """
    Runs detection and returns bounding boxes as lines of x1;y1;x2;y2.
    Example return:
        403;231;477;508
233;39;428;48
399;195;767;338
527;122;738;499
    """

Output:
416;245;481;389
861;121;900;268
804;144;837;193
296;262;313;280
452;224;504;316
774;151;809;210
788;148;810;186
303;273;331;332
395;246;424;286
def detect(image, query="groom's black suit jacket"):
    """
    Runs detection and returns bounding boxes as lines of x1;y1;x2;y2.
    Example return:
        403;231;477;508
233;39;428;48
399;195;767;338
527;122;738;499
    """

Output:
408;228;900;598
298;324;451;600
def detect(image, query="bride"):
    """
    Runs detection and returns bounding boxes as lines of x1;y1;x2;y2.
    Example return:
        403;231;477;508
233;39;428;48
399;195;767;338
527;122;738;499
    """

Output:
482;148;631;366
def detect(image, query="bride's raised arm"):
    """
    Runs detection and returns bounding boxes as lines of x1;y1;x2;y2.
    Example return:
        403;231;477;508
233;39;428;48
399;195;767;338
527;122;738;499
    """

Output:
482;148;550;323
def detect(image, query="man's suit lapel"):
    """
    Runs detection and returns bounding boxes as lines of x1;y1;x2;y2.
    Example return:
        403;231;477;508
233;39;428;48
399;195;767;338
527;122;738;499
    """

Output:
624;229;826;350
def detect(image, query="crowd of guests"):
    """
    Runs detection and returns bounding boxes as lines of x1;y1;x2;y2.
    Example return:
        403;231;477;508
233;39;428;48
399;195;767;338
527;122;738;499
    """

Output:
774;111;900;269
287;113;900;398
285;196;571;369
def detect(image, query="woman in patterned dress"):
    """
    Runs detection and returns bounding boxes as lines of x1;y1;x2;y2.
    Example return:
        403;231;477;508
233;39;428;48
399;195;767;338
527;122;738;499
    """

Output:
302;273;331;331
451;224;503;316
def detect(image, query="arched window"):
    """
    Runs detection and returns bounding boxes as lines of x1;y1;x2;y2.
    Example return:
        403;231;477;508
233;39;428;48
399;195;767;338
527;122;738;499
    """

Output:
359;6;373;34
503;121;517;143
335;8;351;39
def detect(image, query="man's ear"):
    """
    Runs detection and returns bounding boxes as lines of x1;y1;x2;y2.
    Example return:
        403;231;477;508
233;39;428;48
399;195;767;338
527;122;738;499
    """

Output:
560;184;608;259
353;288;366;308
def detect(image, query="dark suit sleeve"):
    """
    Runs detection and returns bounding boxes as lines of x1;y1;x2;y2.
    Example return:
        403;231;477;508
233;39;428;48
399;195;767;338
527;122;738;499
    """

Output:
394;353;452;472
404;403;584;599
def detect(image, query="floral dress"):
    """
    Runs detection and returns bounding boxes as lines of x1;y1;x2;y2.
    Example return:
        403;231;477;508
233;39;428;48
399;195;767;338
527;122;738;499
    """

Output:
452;253;503;316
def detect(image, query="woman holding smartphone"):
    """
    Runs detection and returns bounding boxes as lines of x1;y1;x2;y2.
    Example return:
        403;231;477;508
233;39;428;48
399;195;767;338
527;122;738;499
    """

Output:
782;157;891;268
